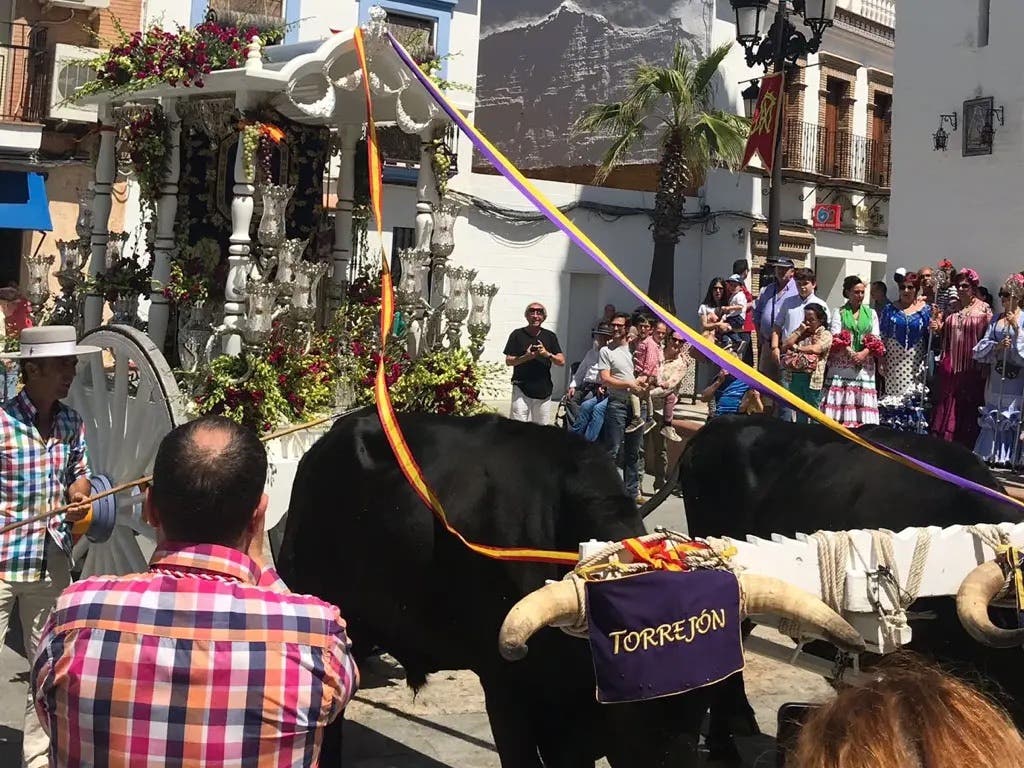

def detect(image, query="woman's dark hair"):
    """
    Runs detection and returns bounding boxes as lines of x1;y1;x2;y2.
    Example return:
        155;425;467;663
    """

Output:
804;303;829;326
702;278;726;307
842;275;865;299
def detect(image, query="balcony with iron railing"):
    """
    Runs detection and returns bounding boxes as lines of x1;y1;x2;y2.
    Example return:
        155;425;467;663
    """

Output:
0;23;49;124
837;0;895;28
780;119;891;190
376;124;461;184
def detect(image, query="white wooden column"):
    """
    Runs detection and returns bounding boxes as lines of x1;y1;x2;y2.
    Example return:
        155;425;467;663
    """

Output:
330;124;359;295
84;106;116;331
148;98;180;350
225;92;256;357
223;40;263;356
413;124;439;252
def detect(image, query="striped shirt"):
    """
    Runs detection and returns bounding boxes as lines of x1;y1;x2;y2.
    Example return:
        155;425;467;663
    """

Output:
0;390;89;581
32;543;359;767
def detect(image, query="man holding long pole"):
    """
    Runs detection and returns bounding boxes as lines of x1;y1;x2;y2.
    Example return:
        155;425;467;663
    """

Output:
0;326;99;768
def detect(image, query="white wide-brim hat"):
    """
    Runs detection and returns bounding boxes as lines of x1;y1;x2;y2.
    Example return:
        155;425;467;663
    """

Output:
0;326;102;359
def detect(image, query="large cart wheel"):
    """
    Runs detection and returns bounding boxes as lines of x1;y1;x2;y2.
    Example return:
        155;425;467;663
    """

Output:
66;325;185;577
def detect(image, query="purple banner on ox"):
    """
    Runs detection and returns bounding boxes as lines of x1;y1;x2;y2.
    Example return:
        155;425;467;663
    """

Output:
585;570;744;704
385;31;1024;514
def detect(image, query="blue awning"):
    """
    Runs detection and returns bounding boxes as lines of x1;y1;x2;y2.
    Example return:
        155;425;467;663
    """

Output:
0;171;52;231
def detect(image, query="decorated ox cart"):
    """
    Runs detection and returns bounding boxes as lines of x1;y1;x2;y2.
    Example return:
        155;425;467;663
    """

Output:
45;10;500;576
37;8;1024;695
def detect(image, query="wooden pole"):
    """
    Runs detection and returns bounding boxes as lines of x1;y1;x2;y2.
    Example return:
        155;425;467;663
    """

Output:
0;408;354;538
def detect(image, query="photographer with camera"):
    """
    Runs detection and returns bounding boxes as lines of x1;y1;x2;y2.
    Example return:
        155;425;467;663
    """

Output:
504;302;565;424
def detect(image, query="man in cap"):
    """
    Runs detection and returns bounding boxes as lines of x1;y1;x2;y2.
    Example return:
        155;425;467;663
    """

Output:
0;326;99;768
719;274;751;359
568;321;613;405
504;302;565;424
754;256;798;382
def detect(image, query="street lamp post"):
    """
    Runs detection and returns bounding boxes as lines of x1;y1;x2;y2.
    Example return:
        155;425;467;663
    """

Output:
729;0;836;264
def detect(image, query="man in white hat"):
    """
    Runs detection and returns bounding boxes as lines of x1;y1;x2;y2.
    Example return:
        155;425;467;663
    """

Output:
0;325;100;768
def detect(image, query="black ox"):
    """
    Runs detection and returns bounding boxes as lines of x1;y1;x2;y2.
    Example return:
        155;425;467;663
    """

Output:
277;408;859;768
681;415;1024;758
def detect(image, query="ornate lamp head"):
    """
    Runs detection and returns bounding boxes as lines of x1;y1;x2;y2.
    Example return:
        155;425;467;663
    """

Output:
24;253;55;308
468;282;498;329
430;199;461;260
244;279;280;343
75;187;94;242
56;240;84;273
444;266;477;321
291;260;329;313
277;238;307;285
257;184;294;250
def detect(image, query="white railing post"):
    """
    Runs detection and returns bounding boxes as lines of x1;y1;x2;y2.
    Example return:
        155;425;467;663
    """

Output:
148;97;180;350
84;105;116;331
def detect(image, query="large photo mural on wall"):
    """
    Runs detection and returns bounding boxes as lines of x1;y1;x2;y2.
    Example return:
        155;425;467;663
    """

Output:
475;0;713;172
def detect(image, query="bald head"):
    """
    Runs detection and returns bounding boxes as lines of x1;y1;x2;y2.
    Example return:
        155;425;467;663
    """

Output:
150;415;268;546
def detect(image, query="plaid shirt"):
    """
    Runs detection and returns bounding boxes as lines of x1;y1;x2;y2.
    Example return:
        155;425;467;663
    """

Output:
0;390;89;582
32;543;358;768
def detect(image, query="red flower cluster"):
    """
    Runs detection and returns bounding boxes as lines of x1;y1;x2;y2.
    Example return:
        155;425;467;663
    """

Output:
863;333;886;357
432;365;480;416
831;330;852;350
95;21;282;91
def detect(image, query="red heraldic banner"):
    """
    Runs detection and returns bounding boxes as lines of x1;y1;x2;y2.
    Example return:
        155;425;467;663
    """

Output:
741;73;786;173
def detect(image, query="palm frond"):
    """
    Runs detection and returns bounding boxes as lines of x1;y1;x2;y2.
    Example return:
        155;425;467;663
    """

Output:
572;102;625;137
594;120;647;183
690;43;733;105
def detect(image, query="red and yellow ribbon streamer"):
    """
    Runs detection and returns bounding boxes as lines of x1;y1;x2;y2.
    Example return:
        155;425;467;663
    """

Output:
354;29;577;565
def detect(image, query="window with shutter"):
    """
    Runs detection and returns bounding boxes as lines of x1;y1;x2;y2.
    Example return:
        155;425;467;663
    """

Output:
385;12;435;62
208;0;283;21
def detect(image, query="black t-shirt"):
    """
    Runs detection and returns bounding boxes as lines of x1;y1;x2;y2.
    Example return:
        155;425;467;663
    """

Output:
503;327;562;399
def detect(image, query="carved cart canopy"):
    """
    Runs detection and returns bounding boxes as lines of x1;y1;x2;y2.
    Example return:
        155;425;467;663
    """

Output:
81;18;453;356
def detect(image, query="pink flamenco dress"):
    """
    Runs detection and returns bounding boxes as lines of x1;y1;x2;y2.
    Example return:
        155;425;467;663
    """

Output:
930;305;991;446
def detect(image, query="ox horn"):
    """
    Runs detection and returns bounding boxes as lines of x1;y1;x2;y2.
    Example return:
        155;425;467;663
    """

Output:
499;580;579;662
956;561;1024;648
498;573;866;662
741;574;865;652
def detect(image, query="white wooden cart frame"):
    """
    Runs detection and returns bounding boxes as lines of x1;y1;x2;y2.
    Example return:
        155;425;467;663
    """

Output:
71;9;460;576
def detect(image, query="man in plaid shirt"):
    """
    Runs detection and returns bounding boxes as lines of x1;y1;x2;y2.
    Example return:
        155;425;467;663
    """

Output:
32;415;358;767
0;326;97;768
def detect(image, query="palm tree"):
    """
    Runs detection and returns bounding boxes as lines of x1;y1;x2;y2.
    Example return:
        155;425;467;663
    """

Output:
573;42;749;314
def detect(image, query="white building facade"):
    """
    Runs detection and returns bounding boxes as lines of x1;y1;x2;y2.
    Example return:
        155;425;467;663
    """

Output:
888;0;1018;290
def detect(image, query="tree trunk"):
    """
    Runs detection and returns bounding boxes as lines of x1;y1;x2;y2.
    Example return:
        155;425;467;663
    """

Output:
648;135;688;314
647;237;678;314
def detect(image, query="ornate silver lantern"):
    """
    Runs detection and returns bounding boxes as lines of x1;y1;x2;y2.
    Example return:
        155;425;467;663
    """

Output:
256;184;293;277
75;187;93;242
468;282;498;361
290;261;329;317
276;238;306;287
442;266;476;349
24;252;54;319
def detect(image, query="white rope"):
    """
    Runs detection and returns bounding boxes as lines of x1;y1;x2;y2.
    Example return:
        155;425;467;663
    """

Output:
968;524;1010;553
869;529;930;646
776;532;850;643
968;524;1014;601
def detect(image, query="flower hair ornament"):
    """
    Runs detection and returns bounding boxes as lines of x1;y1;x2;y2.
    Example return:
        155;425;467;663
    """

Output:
1002;273;1024;301
957;268;980;286
938;259;955;271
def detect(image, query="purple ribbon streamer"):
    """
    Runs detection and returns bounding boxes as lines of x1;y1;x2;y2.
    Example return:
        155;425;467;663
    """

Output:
386;32;1023;514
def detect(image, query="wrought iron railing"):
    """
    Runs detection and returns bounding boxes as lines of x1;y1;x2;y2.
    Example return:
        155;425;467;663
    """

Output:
376;123;460;174
781;119;891;188
0;23;49;123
